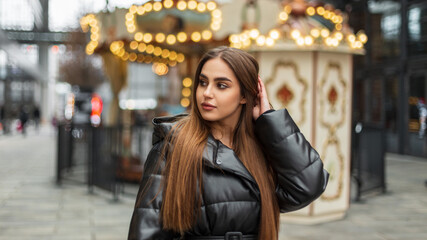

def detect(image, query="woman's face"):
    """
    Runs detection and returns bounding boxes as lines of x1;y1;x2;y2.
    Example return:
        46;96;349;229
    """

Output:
196;57;246;127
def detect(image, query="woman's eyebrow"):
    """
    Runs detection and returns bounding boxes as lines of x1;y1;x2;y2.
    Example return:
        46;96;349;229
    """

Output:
214;77;232;82
199;73;232;82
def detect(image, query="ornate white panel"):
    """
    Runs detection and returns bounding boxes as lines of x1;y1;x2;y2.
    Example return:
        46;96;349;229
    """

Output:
258;51;314;139
314;52;352;216
255;50;353;224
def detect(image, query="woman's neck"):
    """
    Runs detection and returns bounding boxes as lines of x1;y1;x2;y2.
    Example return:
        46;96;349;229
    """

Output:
210;123;235;148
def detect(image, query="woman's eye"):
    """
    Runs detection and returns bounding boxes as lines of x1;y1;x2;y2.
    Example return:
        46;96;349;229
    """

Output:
218;83;228;89
199;80;207;86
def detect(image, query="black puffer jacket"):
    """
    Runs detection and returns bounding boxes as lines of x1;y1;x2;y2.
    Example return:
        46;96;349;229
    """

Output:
128;109;329;240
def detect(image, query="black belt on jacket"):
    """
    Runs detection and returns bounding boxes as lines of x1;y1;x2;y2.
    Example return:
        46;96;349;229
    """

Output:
186;232;257;240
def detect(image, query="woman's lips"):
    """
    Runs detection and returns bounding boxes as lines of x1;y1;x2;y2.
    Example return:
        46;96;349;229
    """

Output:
201;103;216;110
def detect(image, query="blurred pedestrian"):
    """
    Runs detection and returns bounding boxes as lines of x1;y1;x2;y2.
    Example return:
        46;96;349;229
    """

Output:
0;105;3;131
33;105;40;132
19;106;28;136
0;105;10;134
417;98;427;139
128;47;329;240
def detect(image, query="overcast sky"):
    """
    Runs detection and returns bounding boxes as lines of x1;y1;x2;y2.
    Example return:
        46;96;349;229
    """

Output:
0;0;232;32
0;0;151;31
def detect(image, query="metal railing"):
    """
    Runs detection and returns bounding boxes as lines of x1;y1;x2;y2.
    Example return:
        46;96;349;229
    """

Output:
352;122;386;201
56;123;152;200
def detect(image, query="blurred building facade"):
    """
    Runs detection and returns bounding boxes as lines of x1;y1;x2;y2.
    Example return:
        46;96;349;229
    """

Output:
1;0;427;158
346;0;427;157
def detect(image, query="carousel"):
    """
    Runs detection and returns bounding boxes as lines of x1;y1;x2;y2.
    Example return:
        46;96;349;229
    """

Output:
229;0;366;223
80;0;366;224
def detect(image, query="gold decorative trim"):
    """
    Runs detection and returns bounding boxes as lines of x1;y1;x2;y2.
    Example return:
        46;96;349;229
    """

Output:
318;61;347;201
320;135;344;201
265;61;308;126
319;62;347;130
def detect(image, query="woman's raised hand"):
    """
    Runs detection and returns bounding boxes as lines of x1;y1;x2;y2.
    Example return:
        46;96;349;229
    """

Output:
253;76;271;120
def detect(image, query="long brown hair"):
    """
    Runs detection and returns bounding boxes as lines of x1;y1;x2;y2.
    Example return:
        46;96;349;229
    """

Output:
160;46;279;239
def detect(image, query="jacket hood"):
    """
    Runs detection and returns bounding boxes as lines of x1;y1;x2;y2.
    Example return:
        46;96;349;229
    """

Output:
151;113;188;144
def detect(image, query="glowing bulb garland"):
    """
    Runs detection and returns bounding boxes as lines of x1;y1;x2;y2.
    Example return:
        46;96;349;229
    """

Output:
80;14;99;55
126;0;221;45
180;77;193;107
109;40;185;66
81;0;223;76
230;3;367;50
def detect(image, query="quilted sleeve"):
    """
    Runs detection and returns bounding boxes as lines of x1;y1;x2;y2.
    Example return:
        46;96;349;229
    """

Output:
254;109;329;212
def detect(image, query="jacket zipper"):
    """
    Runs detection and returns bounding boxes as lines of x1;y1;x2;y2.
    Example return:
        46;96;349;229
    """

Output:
214;139;221;165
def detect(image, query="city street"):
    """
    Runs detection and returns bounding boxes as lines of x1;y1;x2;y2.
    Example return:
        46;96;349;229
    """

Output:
1;124;427;240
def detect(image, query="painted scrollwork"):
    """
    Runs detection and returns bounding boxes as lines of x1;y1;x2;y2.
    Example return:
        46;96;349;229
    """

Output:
319;62;347;201
265;61;308;126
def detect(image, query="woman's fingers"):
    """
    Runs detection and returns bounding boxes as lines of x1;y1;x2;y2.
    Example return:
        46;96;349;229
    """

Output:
258;76;263;97
253;75;272;120
259;78;266;95
257;77;265;99
257;76;271;112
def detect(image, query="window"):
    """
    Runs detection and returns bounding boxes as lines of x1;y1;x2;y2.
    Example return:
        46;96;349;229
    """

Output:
407;3;427;56
0;0;34;30
0;50;6;79
381;13;400;41
408;7;421;41
367;0;401;61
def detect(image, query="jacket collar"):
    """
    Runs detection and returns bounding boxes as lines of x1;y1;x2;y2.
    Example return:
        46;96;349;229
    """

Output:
203;135;256;184
152;113;187;145
152;114;256;185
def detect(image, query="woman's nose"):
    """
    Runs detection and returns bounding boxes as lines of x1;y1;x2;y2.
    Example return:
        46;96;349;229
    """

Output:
203;86;213;98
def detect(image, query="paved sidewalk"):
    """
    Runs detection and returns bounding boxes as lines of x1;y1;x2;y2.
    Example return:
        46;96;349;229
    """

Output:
280;153;427;240
0;126;135;240
0;125;427;240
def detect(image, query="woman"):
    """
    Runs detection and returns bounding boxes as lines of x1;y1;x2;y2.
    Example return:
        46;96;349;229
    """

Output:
128;46;329;240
